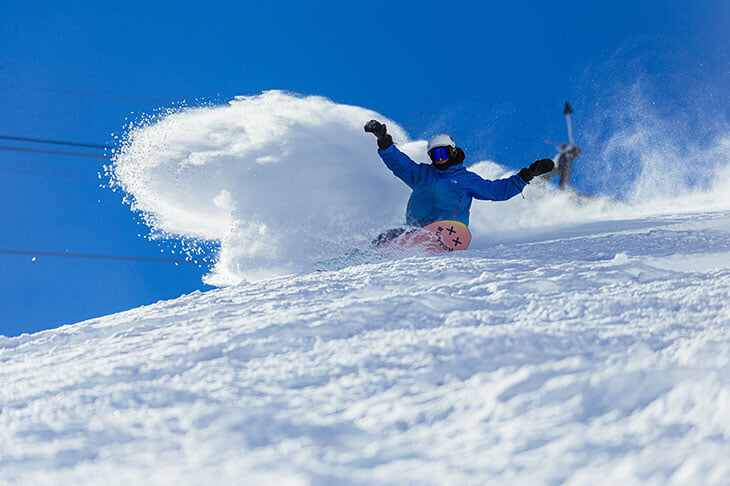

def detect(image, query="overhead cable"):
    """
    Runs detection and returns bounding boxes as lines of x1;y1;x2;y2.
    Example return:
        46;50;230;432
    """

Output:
0;135;114;150
0;146;110;159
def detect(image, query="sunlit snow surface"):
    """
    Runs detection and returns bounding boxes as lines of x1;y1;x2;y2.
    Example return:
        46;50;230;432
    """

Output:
2;210;730;485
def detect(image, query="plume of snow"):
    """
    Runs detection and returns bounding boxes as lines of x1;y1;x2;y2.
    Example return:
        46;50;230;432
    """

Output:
113;91;427;284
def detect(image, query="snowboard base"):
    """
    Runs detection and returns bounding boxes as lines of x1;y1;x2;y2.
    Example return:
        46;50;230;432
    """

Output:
315;220;472;271
382;220;472;254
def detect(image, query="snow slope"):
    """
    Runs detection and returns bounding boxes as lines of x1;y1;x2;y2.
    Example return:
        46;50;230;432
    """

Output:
2;209;729;485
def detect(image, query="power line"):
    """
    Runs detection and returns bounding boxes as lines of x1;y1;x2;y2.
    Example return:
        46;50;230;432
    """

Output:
0;135;114;150
0;146;110;159
0;249;213;266
0;82;168;104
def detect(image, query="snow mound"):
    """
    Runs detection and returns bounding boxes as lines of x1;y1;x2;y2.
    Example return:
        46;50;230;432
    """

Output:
2;210;729;484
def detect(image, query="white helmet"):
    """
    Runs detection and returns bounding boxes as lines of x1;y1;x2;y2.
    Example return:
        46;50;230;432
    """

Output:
427;134;456;152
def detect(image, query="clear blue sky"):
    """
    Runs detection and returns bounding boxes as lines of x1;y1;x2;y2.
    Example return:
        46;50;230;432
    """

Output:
2;0;728;336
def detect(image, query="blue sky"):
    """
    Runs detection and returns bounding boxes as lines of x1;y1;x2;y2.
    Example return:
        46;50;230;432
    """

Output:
2;0;728;336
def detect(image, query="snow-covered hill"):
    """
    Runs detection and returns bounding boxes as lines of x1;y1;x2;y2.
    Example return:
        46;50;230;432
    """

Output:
2;209;729;485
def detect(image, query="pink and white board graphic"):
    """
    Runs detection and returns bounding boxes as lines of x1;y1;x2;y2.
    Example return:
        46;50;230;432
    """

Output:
385;220;472;254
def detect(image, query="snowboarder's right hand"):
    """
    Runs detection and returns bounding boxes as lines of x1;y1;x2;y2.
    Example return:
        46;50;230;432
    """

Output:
364;120;393;150
518;158;555;183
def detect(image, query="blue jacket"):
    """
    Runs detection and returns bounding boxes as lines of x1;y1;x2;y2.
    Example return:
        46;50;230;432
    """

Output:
379;145;527;227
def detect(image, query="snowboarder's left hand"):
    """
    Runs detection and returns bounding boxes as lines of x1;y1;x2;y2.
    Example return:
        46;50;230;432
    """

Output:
518;159;555;183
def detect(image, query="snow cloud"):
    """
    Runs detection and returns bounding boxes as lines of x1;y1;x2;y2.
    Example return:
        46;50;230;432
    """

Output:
112;91;423;284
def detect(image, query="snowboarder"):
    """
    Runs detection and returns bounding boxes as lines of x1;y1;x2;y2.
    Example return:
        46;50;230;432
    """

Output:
364;120;554;245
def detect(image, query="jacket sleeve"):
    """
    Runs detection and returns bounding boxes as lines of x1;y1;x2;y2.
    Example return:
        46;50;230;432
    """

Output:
467;173;527;201
377;145;427;188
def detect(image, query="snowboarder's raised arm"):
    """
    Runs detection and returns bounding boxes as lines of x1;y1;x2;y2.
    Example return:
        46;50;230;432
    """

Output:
378;145;428;189
364;120;426;188
466;173;527;201
467;159;555;201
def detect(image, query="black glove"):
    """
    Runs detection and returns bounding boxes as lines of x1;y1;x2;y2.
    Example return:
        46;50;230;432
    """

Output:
518;158;555;183
364;119;393;150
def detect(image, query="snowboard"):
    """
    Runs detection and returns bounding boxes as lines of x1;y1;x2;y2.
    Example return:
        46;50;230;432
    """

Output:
381;220;472;254
315;220;472;271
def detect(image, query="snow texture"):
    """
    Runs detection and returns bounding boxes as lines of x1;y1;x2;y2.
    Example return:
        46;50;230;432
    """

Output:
1;210;729;485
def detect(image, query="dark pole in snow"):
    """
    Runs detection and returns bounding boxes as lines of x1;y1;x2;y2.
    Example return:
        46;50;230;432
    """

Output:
564;102;574;145
557;102;579;189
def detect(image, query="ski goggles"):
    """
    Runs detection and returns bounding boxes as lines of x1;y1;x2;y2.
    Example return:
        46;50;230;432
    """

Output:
429;147;450;162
